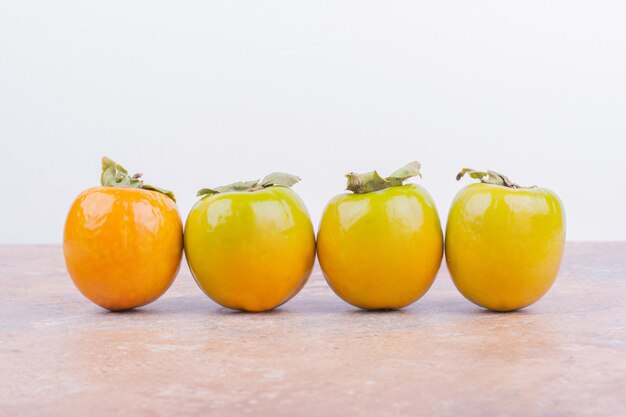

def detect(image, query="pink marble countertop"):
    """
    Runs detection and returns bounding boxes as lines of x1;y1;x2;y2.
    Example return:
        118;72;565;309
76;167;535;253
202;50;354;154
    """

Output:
1;243;625;417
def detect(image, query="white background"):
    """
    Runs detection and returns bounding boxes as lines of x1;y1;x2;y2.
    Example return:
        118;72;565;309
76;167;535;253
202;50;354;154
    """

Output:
1;1;625;243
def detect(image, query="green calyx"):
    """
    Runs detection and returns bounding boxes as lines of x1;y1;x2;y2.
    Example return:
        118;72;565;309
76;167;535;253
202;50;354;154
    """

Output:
345;161;422;194
456;168;534;189
100;156;176;201
197;172;301;197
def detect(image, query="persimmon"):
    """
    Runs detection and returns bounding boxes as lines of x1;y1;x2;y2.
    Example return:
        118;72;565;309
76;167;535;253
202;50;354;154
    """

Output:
184;173;315;312
63;157;183;311
317;162;443;310
446;169;566;311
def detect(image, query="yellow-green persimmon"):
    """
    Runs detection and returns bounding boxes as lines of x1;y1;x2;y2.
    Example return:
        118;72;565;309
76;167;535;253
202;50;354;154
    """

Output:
184;173;315;312
446;169;566;312
317;162;443;310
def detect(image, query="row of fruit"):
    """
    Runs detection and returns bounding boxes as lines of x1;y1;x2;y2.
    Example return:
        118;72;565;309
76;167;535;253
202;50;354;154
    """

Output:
63;158;565;313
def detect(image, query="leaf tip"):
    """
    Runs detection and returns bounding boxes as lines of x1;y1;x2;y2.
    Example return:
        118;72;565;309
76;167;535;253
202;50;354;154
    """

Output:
456;168;470;181
196;188;216;197
261;172;301;188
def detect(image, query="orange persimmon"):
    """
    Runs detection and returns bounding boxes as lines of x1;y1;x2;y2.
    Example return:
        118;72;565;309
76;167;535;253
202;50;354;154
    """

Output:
63;157;183;311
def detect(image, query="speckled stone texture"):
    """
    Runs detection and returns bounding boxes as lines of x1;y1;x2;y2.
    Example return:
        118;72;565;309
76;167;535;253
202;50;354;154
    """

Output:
1;243;625;417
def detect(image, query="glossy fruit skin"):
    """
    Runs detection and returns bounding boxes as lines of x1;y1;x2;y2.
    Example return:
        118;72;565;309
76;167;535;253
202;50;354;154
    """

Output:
184;186;316;312
445;183;566;312
317;184;443;310
64;187;183;311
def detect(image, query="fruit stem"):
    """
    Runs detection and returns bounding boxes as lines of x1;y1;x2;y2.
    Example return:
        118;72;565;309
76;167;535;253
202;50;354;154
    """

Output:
456;168;534;189
100;156;176;201
197;172;300;197
346;161;422;194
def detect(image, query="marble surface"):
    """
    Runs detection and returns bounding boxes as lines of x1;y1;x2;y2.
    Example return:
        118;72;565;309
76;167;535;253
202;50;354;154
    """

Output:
1;243;625;417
